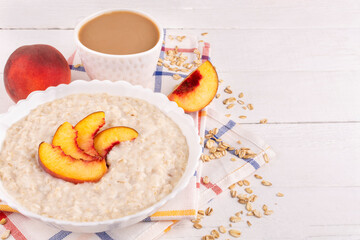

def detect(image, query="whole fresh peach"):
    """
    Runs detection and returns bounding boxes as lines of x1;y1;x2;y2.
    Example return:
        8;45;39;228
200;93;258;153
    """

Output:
4;44;71;102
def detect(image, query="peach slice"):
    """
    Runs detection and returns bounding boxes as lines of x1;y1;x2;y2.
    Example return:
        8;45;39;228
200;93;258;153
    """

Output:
168;60;218;112
94;127;139;157
74;111;105;157
52;122;95;161
38;142;107;183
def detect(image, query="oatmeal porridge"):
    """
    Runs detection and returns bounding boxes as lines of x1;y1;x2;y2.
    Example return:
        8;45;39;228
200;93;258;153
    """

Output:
0;93;189;222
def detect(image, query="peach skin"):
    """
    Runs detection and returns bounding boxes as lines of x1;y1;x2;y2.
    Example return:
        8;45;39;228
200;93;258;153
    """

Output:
168;60;218;112
38;142;107;184
94;126;138;158
52;122;97;161
74;111;105;157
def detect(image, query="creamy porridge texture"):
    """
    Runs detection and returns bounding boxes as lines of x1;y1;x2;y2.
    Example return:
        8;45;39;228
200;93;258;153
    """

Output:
0;93;189;222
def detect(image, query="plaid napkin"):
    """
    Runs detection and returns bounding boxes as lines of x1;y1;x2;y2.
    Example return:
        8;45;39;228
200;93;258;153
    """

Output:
0;30;275;240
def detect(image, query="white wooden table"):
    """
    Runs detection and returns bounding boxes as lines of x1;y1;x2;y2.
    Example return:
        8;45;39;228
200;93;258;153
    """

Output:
1;1;360;239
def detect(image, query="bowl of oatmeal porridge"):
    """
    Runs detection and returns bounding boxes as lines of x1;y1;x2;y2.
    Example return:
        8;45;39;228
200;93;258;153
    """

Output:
0;80;201;232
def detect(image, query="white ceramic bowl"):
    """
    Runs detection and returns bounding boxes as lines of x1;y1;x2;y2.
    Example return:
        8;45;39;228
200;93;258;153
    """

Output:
74;9;164;90
0;80;201;233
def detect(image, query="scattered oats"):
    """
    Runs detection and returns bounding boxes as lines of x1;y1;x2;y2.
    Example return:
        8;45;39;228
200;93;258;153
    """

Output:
237;180;243;186
224;86;232;94
262;204;268;211
219;225;226;234
239;115;247;119
244;187;253;194
191;219;200;224
176;36;186;42
242;106;247;110
200;154;210;162
223;97;236;104
229;229;241;238
206;139;215;149
198;40;204;43
230;216;241;223
246;220;252;227
213;128;219;135
211;229;220;238
238;92;244;98
172;74;182;80
228;183;236;190
168;35;174;40
230;190;237;198
74;64;82;68
237;140;242;144
247;104;254;110
215;93;221;99
157;62;163;66
194;223;203;229
229;223;232;227
277;192;284;197
237;100;244;105
1;230;10;240
205;207;213;216
205;133;213;139
0;219;6;225
261;180;272;186
203;176;210;184
202;235;215;240
247;211;254;216
201;32;209;36
235;212;242;217
230;157;236;161
264;210;274;215
227;104;235;109
253;209;262;218
225;114;231;118
238;150;246;158
209;147;217;154
249;194;258;202
246;202;253;211
260;118;268;124
163;63;170;68
228;147;235;151
180;68;190;73
254;174;263;179
243;180;250;186
263;153;269;163
194;48;200;55
219;79;224;83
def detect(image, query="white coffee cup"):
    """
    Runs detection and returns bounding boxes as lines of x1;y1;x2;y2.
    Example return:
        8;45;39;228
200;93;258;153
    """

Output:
74;9;163;90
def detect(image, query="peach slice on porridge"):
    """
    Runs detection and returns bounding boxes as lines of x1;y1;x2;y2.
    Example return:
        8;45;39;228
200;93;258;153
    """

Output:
94;127;139;157
168;60;218;112
38;142;107;183
74;111;105;157
52;122;96;161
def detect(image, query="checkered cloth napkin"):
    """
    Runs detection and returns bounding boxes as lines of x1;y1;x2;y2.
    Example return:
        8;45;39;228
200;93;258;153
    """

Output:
0;29;275;240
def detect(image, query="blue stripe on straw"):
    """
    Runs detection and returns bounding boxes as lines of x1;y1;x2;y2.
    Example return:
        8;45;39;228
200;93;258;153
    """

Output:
215;120;236;138
153;71;187;78
69;65;86;72
142;216;152;222
154;29;167;92
96;232;114;240
49;231;71;240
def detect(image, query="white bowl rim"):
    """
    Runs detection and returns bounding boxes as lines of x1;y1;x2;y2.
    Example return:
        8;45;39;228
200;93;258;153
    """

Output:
0;80;201;229
74;9;164;58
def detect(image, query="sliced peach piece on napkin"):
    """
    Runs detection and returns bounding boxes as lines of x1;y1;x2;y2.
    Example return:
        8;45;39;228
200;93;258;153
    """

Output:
94;127;138;158
52;122;96;161
168;60;218;112
74;111;105;157
38;142;107;183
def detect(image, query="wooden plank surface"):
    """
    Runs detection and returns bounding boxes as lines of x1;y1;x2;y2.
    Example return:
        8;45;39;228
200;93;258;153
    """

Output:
1;0;360;29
